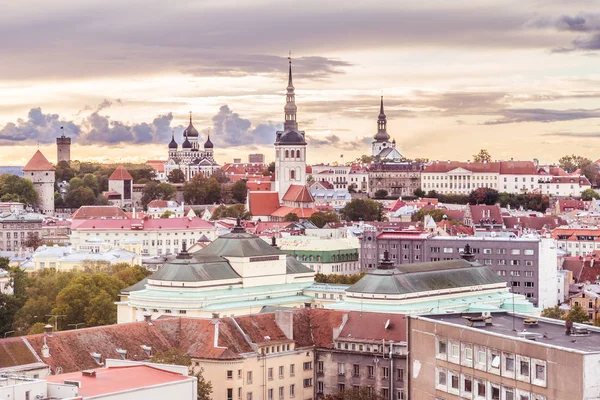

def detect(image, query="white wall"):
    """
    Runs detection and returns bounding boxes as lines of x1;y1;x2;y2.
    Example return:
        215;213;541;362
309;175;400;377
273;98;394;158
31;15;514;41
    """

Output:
583;353;600;399
0;380;48;400
537;237;559;309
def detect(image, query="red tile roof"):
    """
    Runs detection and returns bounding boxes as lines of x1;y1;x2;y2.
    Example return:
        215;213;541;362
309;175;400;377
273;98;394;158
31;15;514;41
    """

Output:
468;205;503;224
23;150;55;171
73;217;214;231
282;185;314;203
557;199;587;213
562;255;600;283
339;311;407;342
109;165;133;181
71;206;129;220
146;160;165;173
248;191;280;217
147;200;171;208
45;365;191;397
423;161;537;175
503;216;566;231
0;338;41;370
270;206;316;219
234;314;290;345
292;308;346;348
246;181;272;191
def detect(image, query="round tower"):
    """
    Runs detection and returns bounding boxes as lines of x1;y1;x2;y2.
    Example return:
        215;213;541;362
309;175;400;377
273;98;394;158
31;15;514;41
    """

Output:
23;150;55;215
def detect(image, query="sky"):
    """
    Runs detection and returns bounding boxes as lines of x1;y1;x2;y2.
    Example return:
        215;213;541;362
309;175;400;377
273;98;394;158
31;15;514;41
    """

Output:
2;0;600;166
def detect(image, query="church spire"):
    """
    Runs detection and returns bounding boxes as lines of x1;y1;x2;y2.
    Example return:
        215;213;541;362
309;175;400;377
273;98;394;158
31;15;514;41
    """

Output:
284;54;298;132
374;96;390;142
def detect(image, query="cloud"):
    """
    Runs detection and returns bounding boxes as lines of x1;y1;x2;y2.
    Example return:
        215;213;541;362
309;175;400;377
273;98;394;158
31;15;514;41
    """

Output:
0;108;81;144
543;131;600;138
78;112;174;145
211;105;281;146
77;98;122;115
524;13;600;31
482;108;600;125
307;134;372;151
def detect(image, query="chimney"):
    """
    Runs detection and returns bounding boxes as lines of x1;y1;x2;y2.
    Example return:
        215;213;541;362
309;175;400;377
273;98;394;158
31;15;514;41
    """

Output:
44;324;53;335
271;236;278;247
211;312;220;324
143;313;152;323
275;310;294;340
82;370;97;377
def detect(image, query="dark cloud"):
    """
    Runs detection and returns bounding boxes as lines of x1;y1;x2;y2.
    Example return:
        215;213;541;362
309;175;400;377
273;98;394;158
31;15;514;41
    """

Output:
482;108;600;125
78;112;174;145
307;134;372;151
524;13;600;31
0;108;81;144
211;105;281;147
543;131;600;138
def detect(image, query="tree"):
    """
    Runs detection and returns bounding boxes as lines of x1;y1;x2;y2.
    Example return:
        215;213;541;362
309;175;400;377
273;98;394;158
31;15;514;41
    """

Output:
411;208;449;223
323;387;385;400
160;210;175;218
309;211;340;228
167;169;185;184
193;368;213;400
211;204;252;220
541;305;565;320
183;176;222;205
55;161;74;183
581;188;600;201
231;180;248;204
340;198;384;222
150;348;191;366
581;162;600;187
283;212;299;222
65;186;96;208
565;305;589;323
141;181;176;208
469;188;499;205
307;174;314;183
211;169;230;184
348;183;357;193
267;162;275;173
0;174;38;206
82;173;100;196
558;154;591;173
413;188;426;198
374;189;388;199
315;272;365;285
23;234;44;250
473;149;492;163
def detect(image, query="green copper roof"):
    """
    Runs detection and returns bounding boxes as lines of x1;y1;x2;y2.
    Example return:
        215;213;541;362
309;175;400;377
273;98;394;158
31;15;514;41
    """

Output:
286;256;314;274
200;231;284;258
150;255;241;282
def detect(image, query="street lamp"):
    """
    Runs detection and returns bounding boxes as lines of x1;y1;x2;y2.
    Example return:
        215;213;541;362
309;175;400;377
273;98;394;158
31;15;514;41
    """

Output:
68;323;85;330
4;330;15;338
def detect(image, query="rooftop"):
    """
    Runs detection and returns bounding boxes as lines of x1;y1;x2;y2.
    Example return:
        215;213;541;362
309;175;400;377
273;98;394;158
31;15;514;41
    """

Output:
23;150;55;171
109;165;133;181
422;312;600;353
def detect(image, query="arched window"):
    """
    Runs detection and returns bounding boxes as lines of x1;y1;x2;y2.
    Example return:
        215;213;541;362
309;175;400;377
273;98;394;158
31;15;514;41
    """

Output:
296;150;301;159
290;169;295;180
285;150;289;158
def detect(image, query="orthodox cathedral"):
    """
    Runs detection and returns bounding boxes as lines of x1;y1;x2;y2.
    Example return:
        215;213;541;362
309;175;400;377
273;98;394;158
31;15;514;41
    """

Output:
164;114;219;181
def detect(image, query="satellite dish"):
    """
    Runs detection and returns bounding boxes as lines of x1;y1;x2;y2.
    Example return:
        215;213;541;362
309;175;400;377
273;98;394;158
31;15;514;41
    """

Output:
384;319;390;330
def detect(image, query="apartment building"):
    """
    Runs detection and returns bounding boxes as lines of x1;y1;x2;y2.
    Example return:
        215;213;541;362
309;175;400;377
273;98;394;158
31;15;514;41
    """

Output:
312;164;352;190
409;312;600;400
0;211;44;252
360;231;558;307
552;226;600;257
69;217;216;256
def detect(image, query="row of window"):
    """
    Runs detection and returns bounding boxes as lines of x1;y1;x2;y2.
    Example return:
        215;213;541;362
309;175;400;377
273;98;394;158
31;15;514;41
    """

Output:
335;363;403;381
436;337;547;387
334;341;404;355
436;368;546;400
227;384;296;400
496;270;534;277
228;363;306;385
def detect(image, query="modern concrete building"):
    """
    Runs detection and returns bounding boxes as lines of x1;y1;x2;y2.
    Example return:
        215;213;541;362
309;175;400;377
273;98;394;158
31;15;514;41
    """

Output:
361;231;558;308
23;150;55;215
409;312;600;400
249;153;265;163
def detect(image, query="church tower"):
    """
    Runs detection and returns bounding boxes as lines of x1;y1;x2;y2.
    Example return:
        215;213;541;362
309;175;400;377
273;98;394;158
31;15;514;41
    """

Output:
56;129;71;164
371;97;402;161
23;150;55;215
275;56;307;201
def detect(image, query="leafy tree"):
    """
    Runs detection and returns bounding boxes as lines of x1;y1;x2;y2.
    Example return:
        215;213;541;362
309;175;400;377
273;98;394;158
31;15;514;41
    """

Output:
581;162;600;187
0;257;9;271
82;173;100;196
541;305;565;320
55;161;74;183
473;149;492;163
23;234;44;250
150;348;191;366
141;181;176;208
68;176;84;191
426;190;439;199
469;188;499;205
314;272;365;285
308;211;340;228
0;266;29;336
558;154;591;173
411;208;449;223
565;305;589;323
307;174;314;183
211;204;251;220
268;162;275;173
0;174;38;206
27;322;48;335
211;169;230;184
193;368;213;400
348;183;357;193
109;263;152;287
65;186;96;208
581;188;600;201
231;180;248;204
497;192;549;212
340;198;384;222
283;212;299;222
160;210;175;218
323;387;385;400
413;188;426;198
167;169;185;184
183;176;222;205
374;189;388;199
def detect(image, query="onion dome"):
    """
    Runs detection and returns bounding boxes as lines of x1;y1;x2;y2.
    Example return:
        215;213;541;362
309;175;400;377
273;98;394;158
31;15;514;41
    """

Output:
204;135;214;149
185;112;199;138
168;130;178;149
279;130;306;145
182;131;192;149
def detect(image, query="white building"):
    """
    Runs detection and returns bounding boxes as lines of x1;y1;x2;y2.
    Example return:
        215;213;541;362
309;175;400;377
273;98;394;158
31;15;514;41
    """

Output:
32;245;141;272
23;150;55;215
311;164;351;190
146;200;186;218
69;217;216;256
274;58;307;201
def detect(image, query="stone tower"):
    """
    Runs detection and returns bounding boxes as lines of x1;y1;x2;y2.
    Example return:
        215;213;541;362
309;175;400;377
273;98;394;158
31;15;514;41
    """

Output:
275;57;307;201
56;132;71;164
23;150;55;215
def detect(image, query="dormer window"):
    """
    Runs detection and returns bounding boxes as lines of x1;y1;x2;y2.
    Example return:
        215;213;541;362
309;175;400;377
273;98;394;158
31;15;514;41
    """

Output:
91;352;103;365
116;348;127;360
140;345;152;357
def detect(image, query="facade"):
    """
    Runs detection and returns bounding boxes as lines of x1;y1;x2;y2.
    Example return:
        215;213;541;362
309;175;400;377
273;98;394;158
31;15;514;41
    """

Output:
371;97;402;161
107;165;133;209
164;115;220;181
0;211;43;252
310;189;352;211
32;245;141;272
56;134;71;164
409;312;600;400
23;150;55;215
552;226;600;257
69;217;216;256
275;58;307;201
368;162;423;197
568;284;600;320
361;230;558;308
146;200;185;218
311;165;351;190
249;153;265;163
276;236;360;275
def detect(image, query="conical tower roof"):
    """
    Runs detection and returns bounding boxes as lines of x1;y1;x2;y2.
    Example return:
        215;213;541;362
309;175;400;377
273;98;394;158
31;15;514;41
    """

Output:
23;150;55;171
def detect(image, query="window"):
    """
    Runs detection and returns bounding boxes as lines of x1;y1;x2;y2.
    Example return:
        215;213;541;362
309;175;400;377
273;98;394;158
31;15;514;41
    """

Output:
520;360;530;376
437;369;447;386
227;370;233;379
524;249;534;255
397;368;404;382
268;389;273;400
511;249;521;255
437;337;447;357
237;370;242;379
368;365;374;378
303;362;312;370
506;355;515;371
535;364;545;380
228;389;234;400
383;367;389;379
290;364;295;376
339;384;346;392
451;343;459;357
239;388;242;400
279;386;284;399
247;371;253;384
303;378;313;388
338;363;345;375
491;384;500;400
463;376;472;393
451;374;459;390
353;364;360;377
317;381;324;393
478;350;486;364
477;380;486;397
443;247;453;253
247;393;253;400
382;389;389;398
490;351;501;370
464;346;473;361
279;366;284;378
504;388;514;400
289;384;295;398
316;361;323;373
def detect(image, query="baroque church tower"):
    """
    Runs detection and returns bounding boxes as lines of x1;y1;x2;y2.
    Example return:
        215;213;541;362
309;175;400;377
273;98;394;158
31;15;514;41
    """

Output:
275;57;307;201
371;96;402;161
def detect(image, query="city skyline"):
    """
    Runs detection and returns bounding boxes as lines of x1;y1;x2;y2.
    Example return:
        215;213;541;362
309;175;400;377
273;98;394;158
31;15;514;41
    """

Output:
2;0;600;166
